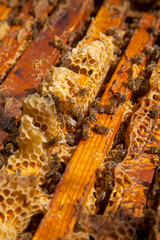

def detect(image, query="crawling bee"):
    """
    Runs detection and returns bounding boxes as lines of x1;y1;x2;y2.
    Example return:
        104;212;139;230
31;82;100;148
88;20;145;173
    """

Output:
114;48;122;56
51;153;60;162
57;113;64;129
68;30;83;47
144;146;160;154
5;143;14;155
104;160;116;171
148;106;159;119
83;108;97;125
54;35;69;53
50;161;60;172
127;76;143;92
133;54;143;65
49;157;61;172
105;28;115;36
44;135;62;148
114;91;126;103
48;182;56;194
91;124;109;135
92;99;105;114
82;123;90;141
78;88;89;96
70;106;83;123
146;26;158;37
104;105;114;115
125;29;134;38
67;97;75;105
130;22;141;29
45;171;54;180
0;154;4;169
145;62;156;75
89;107;97;120
7;16;25;26
17;232;32;240
142;45;153;56
113;35;125;49
65;133;75;146
52;94;61;113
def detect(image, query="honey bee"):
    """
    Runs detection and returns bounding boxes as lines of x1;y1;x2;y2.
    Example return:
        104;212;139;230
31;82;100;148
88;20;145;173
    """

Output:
133;54;143;65
92;100;104;114
104;105;114;115
45;171;53;180
17;232;32;240
67;97;75;105
5;143;14;155
114;48;122;56
105;28;115;36
79;88;89;96
51;172;61;183
68;30;83;47
52;94;61;113
130;22;141;29
65;133;75;146
57;113;64;129
148;106;159;119
142;45;153;56
127;76;143;92
82;123;90;141
145;62;156;75
48;182;56;194
144;146;160;154
114;91;126;103
44;135;62;148
51;153;60;161
0;154;4;169
91;124;109;135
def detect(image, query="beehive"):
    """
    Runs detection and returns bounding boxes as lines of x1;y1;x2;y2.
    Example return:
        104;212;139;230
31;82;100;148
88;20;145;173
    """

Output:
0;0;159;239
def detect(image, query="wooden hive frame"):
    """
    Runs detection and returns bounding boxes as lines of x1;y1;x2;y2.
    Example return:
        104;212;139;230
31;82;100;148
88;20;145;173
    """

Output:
0;0;160;239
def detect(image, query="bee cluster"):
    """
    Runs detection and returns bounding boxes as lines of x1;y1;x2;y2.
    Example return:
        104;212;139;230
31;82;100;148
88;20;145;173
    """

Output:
93;121;128;215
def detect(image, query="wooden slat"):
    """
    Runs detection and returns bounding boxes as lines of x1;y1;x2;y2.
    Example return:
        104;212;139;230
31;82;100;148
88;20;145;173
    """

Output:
0;0;94;145
0;0;52;82
100;64;160;240
76;11;158;219
32;1;130;239
0;3;12;20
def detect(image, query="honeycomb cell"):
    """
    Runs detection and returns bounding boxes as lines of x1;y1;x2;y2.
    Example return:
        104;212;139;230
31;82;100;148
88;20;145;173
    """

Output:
23;93;62;139
39;33;115;117
0;171;51;237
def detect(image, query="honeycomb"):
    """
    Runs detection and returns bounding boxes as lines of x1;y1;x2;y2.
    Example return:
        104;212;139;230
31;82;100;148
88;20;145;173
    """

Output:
6;115;49;183
23;93;63;139
6;92;72;184
39;67;86;111
70;213;136;240
126;83;160;157
49;143;76;165
125;62;160;157
70;34;115;114
0;171;51;237
149;63;160;92
39;33;116;117
83;187;97;214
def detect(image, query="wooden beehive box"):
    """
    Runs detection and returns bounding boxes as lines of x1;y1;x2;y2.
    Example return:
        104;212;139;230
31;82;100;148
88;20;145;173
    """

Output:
0;0;160;239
